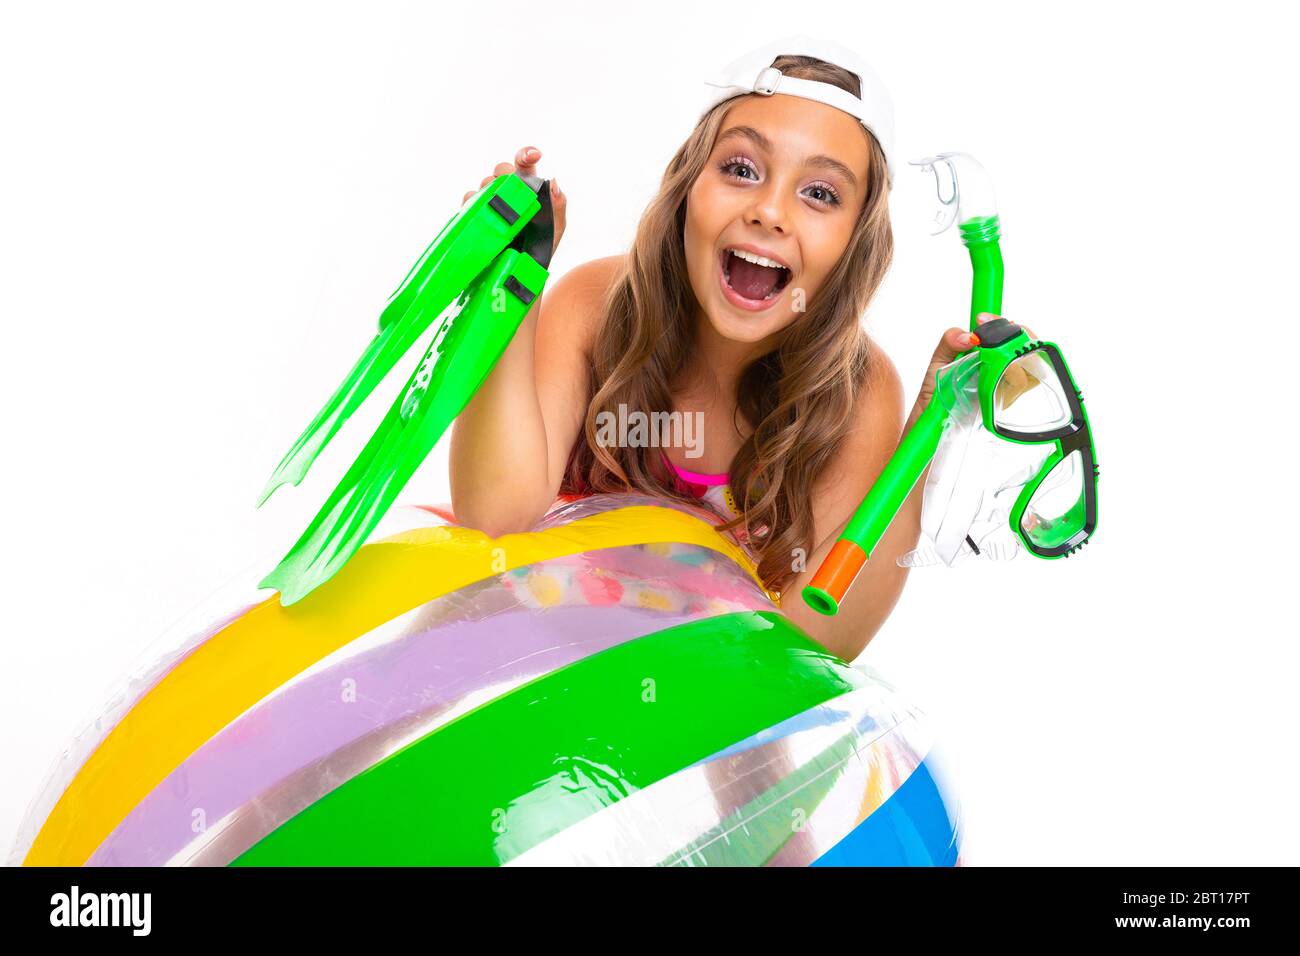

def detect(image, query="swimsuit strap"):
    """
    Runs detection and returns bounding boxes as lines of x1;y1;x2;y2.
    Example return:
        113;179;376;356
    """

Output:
661;452;728;486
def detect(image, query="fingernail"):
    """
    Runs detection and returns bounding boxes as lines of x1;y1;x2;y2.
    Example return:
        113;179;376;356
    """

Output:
526;148;540;161
550;177;561;197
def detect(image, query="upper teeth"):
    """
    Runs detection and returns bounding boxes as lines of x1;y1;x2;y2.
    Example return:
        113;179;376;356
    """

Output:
728;248;787;271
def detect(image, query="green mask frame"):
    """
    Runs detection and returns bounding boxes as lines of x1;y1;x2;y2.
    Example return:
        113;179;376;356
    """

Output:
803;153;1100;616
957;317;1098;558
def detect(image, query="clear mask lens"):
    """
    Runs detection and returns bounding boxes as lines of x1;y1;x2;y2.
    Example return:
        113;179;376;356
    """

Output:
994;351;1072;435
1022;450;1087;550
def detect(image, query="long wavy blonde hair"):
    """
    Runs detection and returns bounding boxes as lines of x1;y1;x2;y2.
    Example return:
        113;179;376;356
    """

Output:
560;53;894;597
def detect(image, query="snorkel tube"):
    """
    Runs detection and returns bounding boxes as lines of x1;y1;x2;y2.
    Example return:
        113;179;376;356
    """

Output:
802;153;1003;616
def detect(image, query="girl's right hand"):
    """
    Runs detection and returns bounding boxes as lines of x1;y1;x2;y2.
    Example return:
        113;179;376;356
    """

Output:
463;146;567;261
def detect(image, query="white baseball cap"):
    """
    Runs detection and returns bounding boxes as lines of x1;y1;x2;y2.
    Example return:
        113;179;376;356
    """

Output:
700;34;898;189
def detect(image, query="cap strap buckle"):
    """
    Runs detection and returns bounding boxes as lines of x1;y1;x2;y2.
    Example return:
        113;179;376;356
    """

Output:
752;67;782;95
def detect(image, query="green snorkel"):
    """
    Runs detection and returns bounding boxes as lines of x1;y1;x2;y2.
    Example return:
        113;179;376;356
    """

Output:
803;152;1099;616
257;173;555;606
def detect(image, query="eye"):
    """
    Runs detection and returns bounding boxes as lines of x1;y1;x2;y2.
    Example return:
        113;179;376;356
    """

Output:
716;156;844;209
718;156;758;180
805;182;842;207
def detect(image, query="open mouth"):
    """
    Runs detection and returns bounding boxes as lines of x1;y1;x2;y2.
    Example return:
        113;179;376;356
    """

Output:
720;247;792;304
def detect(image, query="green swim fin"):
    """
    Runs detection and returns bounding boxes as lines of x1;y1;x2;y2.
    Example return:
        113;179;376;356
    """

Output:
257;173;545;507
258;174;554;606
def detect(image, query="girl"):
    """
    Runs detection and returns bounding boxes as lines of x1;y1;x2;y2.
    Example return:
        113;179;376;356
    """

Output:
450;36;994;662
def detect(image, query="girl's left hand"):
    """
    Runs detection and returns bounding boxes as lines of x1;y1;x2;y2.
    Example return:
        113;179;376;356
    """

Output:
907;313;1038;419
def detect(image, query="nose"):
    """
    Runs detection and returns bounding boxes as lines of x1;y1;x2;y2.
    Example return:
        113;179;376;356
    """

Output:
744;179;790;234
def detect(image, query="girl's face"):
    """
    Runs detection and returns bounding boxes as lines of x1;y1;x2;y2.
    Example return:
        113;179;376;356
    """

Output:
684;93;873;346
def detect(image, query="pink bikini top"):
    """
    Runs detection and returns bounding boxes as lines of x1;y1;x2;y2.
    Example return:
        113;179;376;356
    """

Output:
661;451;743;517
661;451;727;495
660;452;764;557
663;456;727;492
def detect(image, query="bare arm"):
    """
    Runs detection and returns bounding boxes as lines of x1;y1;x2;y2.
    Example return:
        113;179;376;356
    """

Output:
781;326;982;661
449;254;616;536
448;295;551;536
780;345;913;661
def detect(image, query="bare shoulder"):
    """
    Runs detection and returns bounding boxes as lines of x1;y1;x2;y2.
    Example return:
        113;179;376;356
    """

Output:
538;254;626;356
809;335;907;541
564;253;626;292
838;336;906;460
860;337;905;426
852;338;906;478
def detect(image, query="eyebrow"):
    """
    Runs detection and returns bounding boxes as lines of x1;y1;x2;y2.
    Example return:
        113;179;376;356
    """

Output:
717;125;860;191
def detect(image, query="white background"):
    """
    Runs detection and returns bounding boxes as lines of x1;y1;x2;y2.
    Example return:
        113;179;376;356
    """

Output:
2;0;1296;866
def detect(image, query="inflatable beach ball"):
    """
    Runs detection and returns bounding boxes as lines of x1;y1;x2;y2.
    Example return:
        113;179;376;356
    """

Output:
12;494;963;866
